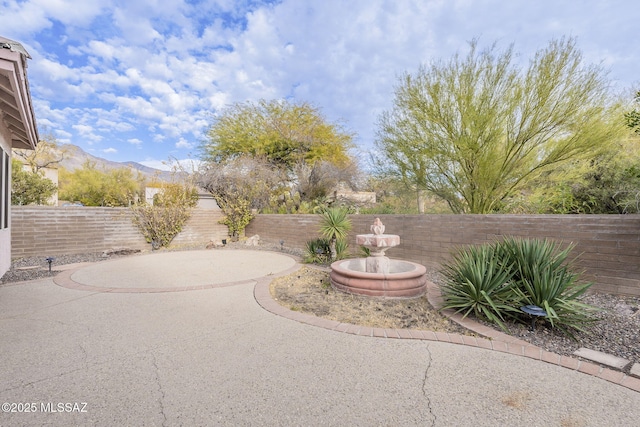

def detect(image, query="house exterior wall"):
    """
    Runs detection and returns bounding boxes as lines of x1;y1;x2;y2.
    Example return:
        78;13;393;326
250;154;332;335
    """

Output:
0;37;38;278
0;122;11;276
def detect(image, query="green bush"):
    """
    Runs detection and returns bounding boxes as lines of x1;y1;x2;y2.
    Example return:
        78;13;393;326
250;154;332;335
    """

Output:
500;237;599;334
441;237;598;335
304;237;349;264
441;244;520;331
304;238;331;264
130;181;198;249
335;238;350;260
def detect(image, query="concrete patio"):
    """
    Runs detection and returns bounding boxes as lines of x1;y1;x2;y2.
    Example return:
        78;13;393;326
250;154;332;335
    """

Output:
1;250;638;426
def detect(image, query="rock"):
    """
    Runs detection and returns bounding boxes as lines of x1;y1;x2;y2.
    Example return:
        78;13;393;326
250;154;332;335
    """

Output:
245;235;260;246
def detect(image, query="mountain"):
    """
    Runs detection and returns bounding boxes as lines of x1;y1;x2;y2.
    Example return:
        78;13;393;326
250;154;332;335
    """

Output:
57;144;174;181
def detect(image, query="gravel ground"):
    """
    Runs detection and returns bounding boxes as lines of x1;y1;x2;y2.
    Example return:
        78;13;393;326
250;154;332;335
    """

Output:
2;244;638;372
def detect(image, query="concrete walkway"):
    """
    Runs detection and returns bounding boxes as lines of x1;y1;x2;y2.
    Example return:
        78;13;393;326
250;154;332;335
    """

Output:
0;250;638;426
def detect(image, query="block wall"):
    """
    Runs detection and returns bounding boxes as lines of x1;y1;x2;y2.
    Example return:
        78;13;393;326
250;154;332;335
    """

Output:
246;214;640;297
10;206;227;258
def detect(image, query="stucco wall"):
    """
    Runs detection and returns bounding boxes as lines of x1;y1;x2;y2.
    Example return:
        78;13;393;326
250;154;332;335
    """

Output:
10;206;228;258
0;122;11;277
246;214;640;297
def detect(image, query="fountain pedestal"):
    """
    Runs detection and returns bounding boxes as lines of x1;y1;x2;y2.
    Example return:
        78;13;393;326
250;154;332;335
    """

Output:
355;233;400;274
330;218;427;298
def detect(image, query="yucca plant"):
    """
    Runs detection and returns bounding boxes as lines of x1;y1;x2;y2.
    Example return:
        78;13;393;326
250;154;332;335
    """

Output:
318;207;351;261
500;237;599;335
440;244;521;331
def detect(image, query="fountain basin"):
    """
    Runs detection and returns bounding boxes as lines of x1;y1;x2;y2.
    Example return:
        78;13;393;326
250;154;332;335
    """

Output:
330;258;427;298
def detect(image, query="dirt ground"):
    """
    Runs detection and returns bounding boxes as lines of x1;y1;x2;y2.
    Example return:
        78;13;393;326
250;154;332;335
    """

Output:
269;265;471;334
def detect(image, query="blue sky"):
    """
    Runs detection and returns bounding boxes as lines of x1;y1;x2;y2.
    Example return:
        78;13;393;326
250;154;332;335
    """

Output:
1;0;638;170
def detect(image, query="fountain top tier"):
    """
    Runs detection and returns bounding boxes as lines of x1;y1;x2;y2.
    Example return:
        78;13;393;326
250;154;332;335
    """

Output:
354;218;399;256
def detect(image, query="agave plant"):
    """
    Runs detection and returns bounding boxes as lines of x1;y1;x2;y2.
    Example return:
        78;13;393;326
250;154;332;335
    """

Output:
500;237;599;334
440;244;520;331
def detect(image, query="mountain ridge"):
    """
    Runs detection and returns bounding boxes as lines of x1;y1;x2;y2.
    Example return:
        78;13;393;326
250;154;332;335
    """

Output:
57;144;174;181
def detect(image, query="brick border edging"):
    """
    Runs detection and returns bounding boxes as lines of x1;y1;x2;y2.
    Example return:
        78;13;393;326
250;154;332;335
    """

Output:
254;263;640;394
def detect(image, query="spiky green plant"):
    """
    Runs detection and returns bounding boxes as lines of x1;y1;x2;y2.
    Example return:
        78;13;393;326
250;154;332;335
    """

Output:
304;237;349;264
334;238;350;260
500;237;599;335
318;207;351;261
440;244;520;331
304;238;331;264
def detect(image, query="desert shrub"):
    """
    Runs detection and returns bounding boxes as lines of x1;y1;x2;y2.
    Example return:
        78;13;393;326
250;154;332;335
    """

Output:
334;238;349;260
441;244;520;331
304;237;349;264
441;237;598;335
304;238;331;263
500;237;599;334
130;181;198;249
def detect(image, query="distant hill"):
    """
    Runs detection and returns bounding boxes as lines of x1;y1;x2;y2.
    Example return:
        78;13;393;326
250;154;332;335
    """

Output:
56;144;174;181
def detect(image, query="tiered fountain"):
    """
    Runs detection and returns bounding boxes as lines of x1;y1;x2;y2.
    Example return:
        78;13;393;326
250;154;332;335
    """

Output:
330;218;427;298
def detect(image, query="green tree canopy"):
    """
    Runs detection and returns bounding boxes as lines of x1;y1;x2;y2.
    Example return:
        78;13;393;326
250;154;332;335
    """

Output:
517;134;640;214
375;38;626;213
59;162;143;206
625;90;640;134
11;159;57;205
201;99;353;169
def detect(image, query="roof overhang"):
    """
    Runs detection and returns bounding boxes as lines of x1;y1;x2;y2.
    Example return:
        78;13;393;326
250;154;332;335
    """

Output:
0;37;38;150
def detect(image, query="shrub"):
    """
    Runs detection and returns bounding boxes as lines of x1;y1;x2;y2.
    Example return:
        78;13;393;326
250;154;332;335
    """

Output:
441;244;520;331
500;237;599;334
441;237;598;335
130;181;198;249
304;237;350;264
304;238;331;264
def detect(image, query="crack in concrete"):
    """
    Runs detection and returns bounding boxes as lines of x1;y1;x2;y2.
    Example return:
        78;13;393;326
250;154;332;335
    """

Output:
422;344;436;427
150;352;168;427
79;343;89;371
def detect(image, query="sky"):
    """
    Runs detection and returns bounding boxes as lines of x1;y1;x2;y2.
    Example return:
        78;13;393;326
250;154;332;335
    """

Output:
1;0;638;170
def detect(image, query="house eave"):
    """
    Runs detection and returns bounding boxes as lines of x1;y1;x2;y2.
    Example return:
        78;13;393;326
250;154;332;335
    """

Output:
0;37;38;150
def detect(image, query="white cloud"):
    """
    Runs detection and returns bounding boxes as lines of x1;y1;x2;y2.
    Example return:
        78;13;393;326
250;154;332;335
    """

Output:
175;138;193;149
3;0;638;166
103;147;117;154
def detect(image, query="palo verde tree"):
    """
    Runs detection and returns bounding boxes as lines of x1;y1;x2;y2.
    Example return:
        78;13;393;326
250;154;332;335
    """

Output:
375;38;625;213
201;99;357;208
202;99;353;169
59;161;144;206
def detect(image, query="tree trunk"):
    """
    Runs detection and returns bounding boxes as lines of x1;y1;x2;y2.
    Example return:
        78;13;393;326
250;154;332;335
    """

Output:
329;237;337;261
416;189;426;214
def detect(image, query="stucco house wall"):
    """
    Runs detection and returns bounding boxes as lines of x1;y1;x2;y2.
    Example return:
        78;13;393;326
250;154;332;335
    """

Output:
0;123;12;275
0;37;39;277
